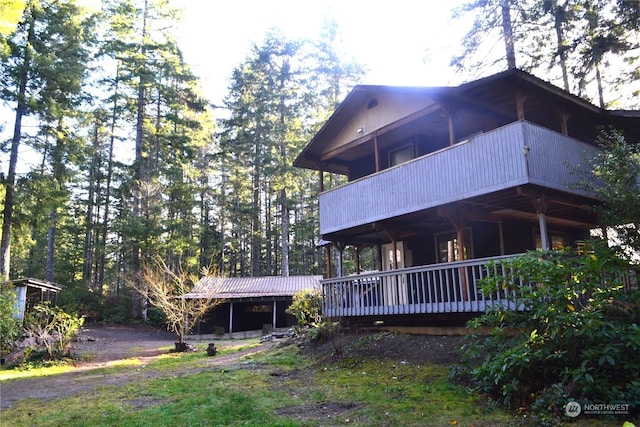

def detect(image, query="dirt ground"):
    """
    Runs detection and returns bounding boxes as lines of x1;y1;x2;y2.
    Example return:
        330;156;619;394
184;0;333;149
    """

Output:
0;324;277;410
0;324;464;411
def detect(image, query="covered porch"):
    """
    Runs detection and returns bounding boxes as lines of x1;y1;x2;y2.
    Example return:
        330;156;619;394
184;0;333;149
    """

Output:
322;254;638;322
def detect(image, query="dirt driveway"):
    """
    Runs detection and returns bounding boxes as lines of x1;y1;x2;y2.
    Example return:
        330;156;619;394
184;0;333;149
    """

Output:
0;324;274;410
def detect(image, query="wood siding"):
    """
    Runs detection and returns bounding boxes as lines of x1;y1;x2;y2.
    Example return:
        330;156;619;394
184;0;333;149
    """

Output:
319;121;600;235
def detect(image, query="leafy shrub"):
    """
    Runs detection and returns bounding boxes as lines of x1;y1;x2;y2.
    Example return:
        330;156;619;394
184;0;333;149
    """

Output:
24;303;85;359
0;285;20;355
453;242;640;419
286;288;323;330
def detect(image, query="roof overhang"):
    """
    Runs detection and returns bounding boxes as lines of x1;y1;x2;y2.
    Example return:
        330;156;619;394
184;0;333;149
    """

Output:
7;278;63;292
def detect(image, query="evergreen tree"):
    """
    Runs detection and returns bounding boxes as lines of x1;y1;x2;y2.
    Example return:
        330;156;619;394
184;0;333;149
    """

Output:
0;0;96;280
452;0;639;107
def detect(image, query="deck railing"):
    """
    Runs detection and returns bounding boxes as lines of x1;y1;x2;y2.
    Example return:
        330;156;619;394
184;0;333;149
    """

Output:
322;255;639;318
322;255;525;318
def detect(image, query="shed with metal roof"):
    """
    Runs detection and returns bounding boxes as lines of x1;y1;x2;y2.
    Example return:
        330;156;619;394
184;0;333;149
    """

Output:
184;276;322;337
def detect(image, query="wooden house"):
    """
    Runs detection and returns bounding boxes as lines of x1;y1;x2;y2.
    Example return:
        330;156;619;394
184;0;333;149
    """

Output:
184;275;321;337
294;69;640;326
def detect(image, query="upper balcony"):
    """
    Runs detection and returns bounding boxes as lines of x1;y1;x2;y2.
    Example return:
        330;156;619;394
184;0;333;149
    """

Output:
319;121;601;236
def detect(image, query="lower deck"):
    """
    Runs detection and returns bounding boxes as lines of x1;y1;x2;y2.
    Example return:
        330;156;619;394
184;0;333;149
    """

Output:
322;254;637;321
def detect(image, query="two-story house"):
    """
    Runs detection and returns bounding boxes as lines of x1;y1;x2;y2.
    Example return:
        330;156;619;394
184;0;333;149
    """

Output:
294;69;639;326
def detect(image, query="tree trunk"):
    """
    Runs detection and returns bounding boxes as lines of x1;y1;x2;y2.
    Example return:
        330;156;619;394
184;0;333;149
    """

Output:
595;62;605;108
98;67;120;292
500;0;517;69
83;120;99;287
45;209;57;282
0;102;24;280
280;188;290;277
553;2;570;91
0;10;35;279
132;0;149;320
250;132;262;277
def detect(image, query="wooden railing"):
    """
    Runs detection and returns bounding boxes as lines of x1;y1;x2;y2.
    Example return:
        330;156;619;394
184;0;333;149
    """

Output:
322;255;525;318
322;255;639;318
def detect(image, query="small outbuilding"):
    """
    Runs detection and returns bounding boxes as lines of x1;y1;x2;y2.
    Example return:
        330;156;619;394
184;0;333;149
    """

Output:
8;278;62;323
183;275;322;337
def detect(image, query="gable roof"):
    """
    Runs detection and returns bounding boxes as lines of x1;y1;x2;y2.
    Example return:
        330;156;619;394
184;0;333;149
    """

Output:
294;68;640;172
183;275;322;299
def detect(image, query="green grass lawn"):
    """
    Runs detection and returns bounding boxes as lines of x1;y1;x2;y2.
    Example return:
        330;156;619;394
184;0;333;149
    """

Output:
1;338;629;427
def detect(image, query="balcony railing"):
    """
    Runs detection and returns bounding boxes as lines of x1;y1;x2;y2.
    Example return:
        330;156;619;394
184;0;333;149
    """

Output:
322;254;639;318
319;121;600;235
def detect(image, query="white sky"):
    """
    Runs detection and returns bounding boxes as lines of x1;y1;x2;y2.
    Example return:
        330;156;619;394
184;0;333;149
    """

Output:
175;0;470;105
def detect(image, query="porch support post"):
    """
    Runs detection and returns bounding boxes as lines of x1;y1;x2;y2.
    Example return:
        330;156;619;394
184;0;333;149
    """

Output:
438;207;470;301
319;168;324;192
272;299;277;329
530;194;550;250
456;227;469;301
334;242;345;277
498;221;505;255
383;229;400;269
538;212;550;250
326;245;332;278
229;301;234;334
355;246;361;274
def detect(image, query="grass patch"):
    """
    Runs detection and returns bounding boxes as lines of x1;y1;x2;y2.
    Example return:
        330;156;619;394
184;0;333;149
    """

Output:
2;337;627;426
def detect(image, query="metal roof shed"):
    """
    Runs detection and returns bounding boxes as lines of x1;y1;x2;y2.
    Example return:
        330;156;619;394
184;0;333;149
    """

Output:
183;276;322;336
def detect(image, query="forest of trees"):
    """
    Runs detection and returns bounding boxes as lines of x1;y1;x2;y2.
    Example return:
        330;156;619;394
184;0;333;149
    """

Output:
0;0;637;321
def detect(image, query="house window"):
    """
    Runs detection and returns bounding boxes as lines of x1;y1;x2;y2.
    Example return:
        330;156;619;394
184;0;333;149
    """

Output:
389;144;414;167
436;229;472;263
535;232;567;250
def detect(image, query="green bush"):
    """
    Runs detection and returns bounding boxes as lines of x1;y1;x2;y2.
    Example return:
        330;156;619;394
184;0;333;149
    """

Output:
0;285;20;355
24;303;85;359
101;295;134;324
453;242;640;419
286;288;323;330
